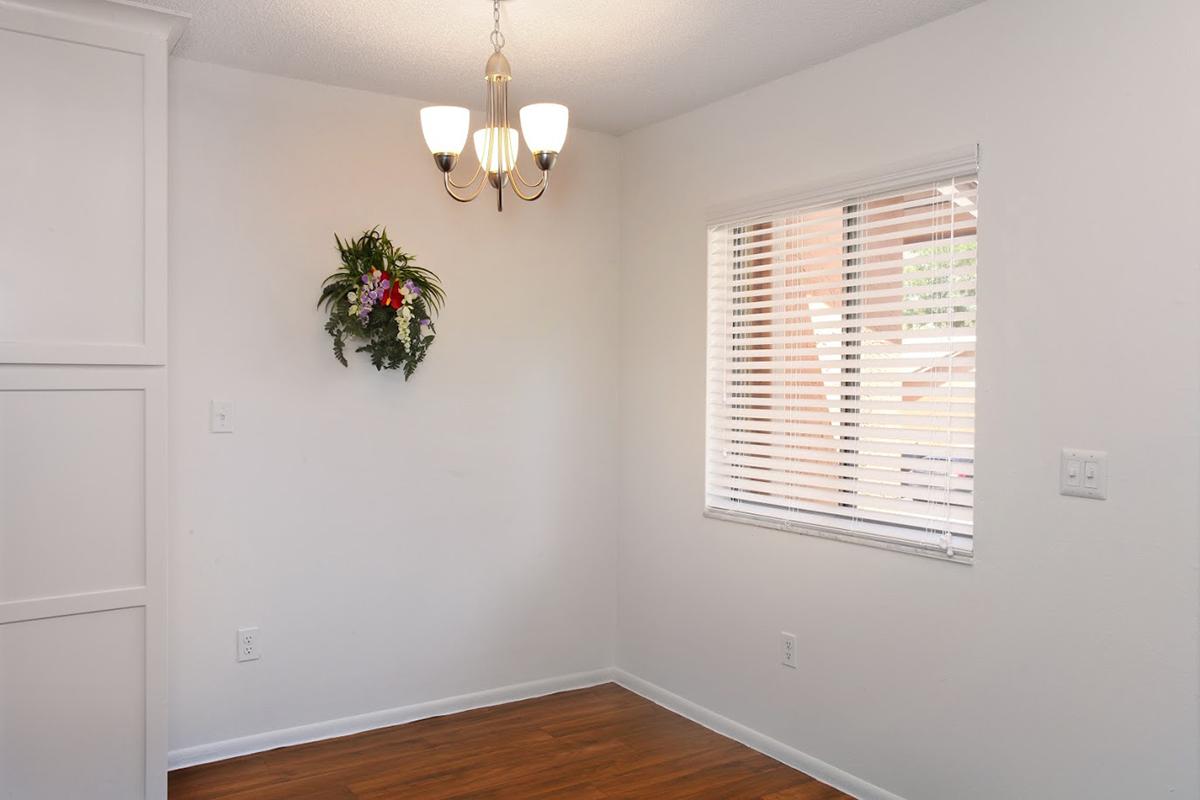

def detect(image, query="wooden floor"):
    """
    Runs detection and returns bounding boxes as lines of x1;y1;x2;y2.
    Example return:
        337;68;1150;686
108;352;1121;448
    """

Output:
169;683;850;799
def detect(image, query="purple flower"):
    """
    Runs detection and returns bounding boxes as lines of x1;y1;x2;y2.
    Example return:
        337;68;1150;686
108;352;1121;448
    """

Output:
361;274;370;284
380;279;390;289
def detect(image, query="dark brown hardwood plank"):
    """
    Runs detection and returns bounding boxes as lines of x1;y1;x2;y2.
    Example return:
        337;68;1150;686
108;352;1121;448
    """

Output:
169;683;851;800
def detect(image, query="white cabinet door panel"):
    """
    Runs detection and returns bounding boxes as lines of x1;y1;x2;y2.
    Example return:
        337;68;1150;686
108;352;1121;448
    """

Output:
0;607;147;800
0;387;146;603
0;3;168;365
0;27;146;353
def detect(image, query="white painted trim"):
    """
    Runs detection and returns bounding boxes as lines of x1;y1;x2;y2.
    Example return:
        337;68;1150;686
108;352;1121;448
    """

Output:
143;366;169;800
612;669;909;800
0;0;190;48
703;508;973;565
707;144;979;226
0;587;147;626
168;668;617;771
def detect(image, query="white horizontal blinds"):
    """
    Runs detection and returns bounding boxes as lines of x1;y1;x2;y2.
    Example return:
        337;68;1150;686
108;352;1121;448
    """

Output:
706;171;978;558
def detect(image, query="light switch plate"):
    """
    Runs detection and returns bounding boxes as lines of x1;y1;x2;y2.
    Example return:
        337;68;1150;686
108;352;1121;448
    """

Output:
1060;448;1106;499
210;400;234;433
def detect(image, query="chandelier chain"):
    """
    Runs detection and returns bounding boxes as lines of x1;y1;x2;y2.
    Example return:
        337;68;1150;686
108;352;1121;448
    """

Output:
490;0;505;51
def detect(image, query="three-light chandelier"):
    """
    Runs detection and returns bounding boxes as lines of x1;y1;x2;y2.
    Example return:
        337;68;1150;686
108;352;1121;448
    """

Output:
419;0;569;211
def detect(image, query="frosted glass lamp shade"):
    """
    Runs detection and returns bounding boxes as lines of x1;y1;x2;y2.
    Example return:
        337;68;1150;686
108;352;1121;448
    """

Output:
420;106;470;155
519;103;569;154
473;127;520;173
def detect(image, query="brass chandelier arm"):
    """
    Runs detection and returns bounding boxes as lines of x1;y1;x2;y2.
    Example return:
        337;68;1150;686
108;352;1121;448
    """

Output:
445;160;484;190
508;158;548;191
496;97;548;201
508;168;549;201
447;102;498;198
493;78;543;192
443;171;489;203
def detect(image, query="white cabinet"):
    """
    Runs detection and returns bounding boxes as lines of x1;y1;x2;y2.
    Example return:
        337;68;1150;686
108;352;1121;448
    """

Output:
0;2;184;797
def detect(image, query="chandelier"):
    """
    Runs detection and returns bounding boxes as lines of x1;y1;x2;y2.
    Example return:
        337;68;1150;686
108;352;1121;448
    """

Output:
419;0;569;212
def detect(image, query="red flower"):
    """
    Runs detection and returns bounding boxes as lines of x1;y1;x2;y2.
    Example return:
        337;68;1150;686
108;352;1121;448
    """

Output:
380;272;404;309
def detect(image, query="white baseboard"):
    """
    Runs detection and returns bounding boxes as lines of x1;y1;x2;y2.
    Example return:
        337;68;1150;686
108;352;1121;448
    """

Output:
171;664;904;800
611;668;907;800
168;667;616;770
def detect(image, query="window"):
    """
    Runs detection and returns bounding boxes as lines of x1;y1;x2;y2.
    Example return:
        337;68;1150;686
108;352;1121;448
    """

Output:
705;156;978;561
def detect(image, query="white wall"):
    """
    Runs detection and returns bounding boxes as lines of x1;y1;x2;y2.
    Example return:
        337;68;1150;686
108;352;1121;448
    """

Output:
616;1;1200;798
168;60;620;752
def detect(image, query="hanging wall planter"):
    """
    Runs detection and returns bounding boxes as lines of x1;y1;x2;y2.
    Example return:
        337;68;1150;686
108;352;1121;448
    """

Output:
318;228;445;378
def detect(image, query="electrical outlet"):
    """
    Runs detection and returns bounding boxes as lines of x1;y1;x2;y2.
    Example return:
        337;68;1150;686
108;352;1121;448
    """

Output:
781;632;798;669
236;627;260;662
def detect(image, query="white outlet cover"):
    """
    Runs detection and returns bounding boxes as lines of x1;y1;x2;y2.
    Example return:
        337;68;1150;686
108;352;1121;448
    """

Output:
781;631;798;669
236;626;260;662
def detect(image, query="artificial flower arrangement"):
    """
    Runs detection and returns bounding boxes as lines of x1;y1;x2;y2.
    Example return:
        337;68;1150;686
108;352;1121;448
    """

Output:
318;228;445;377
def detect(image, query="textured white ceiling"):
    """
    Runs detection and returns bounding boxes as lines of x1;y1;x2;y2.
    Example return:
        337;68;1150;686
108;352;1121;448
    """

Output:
144;0;983;134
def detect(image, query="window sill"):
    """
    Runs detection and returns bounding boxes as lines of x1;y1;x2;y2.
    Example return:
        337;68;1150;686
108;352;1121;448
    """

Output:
703;507;973;565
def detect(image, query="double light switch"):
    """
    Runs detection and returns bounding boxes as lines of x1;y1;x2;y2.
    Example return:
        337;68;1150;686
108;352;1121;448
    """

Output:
1060;448;1107;500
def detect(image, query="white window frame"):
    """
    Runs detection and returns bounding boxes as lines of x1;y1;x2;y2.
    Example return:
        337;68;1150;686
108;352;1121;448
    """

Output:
704;147;980;563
